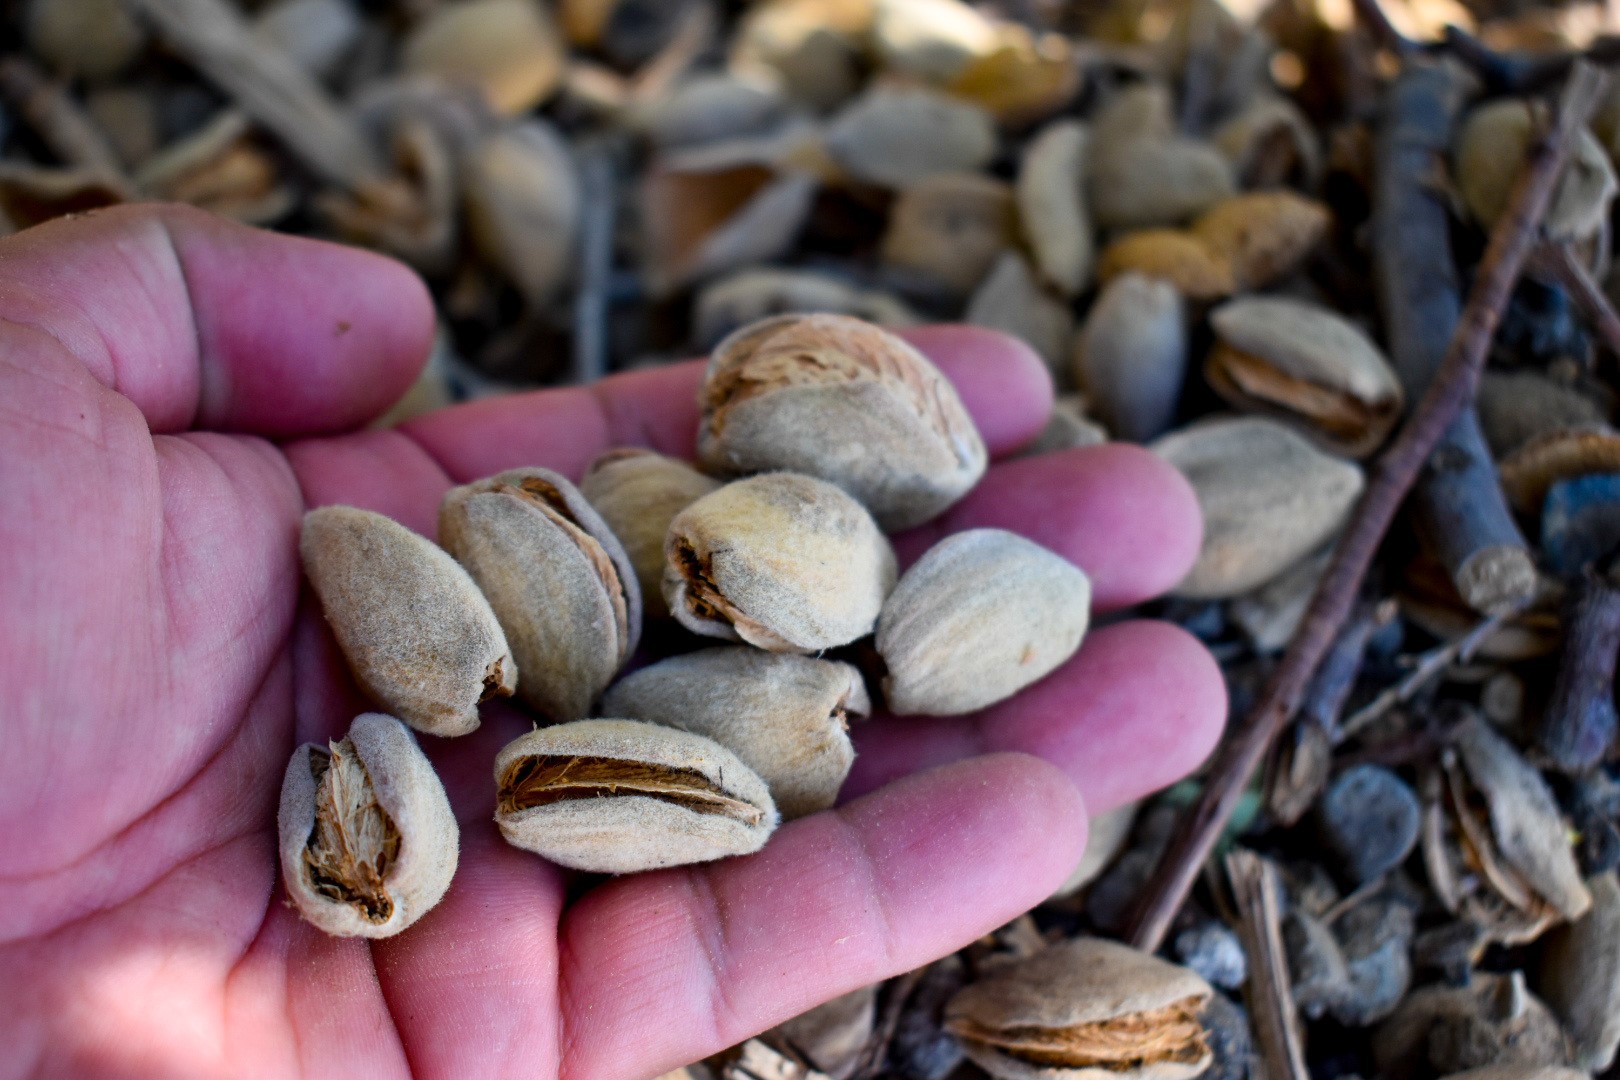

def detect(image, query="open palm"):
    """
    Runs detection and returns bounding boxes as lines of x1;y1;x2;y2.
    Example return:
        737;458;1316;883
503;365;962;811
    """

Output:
0;205;1225;1079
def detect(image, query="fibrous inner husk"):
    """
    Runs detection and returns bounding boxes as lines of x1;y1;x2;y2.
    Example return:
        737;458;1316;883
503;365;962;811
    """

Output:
951;1000;1209;1070
304;738;401;923
498;754;765;825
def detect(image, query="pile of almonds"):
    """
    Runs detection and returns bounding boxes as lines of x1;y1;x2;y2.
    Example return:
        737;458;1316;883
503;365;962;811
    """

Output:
16;0;1620;1075
281;313;1093;934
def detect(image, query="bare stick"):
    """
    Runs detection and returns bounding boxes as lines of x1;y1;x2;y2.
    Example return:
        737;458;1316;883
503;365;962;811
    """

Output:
1530;240;1620;362
1227;850;1309;1080
1539;563;1620;772
1126;61;1612;953
1337;604;1518;740
1350;0;1417;55
572;138;618;385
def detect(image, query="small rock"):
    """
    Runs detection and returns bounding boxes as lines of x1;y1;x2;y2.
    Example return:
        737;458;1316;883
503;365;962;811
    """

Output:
1200;992;1257;1080
1174;921;1248;990
1318;764;1421;886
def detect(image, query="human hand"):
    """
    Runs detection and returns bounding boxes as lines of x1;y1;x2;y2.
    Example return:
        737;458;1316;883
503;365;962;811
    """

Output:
0;205;1224;1078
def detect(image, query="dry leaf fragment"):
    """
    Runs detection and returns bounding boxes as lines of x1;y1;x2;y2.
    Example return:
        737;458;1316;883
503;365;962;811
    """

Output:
775;984;877;1079
944;937;1214;1080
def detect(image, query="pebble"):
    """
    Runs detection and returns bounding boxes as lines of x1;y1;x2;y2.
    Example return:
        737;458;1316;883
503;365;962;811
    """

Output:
1174;921;1248;990
1317;764;1421;886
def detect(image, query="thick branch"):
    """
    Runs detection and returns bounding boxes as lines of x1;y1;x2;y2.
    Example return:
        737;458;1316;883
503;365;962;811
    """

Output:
1539;564;1620;772
1126;61;1612;952
1372;58;1536;614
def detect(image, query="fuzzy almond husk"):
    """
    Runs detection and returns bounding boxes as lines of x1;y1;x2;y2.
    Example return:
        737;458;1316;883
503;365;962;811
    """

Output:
580;449;722;618
1373;973;1573;1079
1088;136;1236;230
1153;417;1364;599
824;84;996;188
439;468;640;722
1424;718;1593;945
400;0;565;115
1049;801;1139;899
279;712;458;938
1457;720;1592;924
880;171;1016;296
1189;191;1330;290
493;718;779;873
462;118;580;307
1023;395;1109;456
944;937;1214;1080
1207;296;1403;458
877;529;1091;715
1074;272;1186;443
300;506;515;737
601;647;865;819
665;472;897;653
1476;371;1606;459
1017;118;1095;296
1498;427;1620;512
966;251;1075;376
1456;99;1617;241
1097;230;1236;301
1540;871;1620;1071
698;314;987;530
693;268;917;350
775;983;877;1077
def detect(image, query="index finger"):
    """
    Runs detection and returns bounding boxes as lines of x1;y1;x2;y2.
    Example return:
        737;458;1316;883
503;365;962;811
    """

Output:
398;325;1055;484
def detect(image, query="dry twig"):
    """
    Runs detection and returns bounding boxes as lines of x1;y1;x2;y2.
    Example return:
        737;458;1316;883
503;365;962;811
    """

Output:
1126;60;1613;952
1226;849;1309;1080
1529;239;1620;362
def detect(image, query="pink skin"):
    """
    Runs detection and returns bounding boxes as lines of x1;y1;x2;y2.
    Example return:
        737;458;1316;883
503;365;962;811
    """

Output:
0;205;1225;1079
